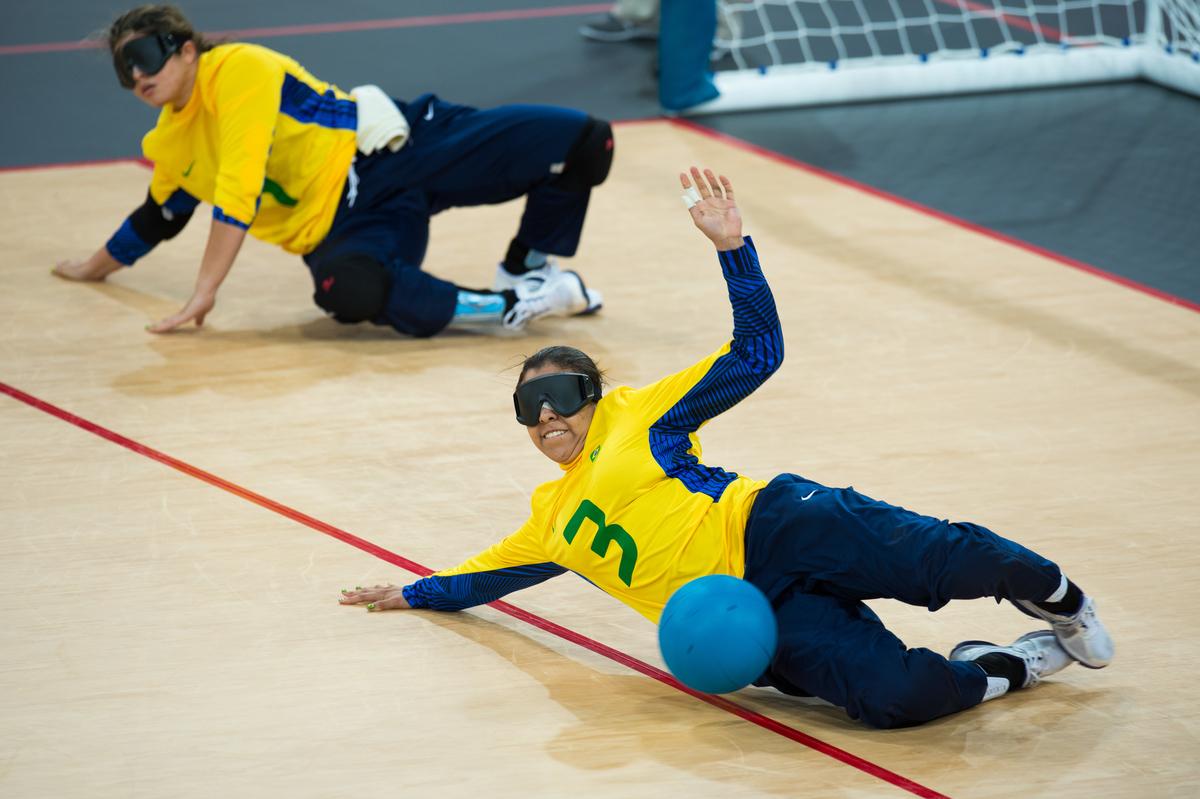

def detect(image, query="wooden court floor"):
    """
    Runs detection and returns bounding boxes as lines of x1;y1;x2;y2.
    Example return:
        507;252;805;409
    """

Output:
2;121;1198;798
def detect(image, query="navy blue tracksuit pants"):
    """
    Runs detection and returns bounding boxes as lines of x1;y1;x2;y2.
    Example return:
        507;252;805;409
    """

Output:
303;94;595;337
743;474;1063;729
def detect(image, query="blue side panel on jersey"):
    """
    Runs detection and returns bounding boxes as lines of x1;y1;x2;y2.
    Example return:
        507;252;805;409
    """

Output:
648;238;784;501
403;562;567;611
279;74;357;130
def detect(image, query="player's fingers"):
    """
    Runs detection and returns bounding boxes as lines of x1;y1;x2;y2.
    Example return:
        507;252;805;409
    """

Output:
703;169;722;199
690;166;711;199
341;584;392;601
719;174;734;201
369;593;410;611
679;171;692;189
147;315;183;334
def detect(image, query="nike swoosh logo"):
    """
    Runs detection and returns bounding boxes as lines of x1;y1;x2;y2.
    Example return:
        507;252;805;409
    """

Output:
800;490;817;501
182;160;195;177
424;106;434;121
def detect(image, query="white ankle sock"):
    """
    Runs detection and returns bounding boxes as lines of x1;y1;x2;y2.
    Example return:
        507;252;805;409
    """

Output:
1044;574;1069;604
981;676;1011;702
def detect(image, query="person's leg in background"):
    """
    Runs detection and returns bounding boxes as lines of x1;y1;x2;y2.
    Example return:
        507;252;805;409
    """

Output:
397;97;612;313
580;0;736;44
489;114;613;315
580;0;660;42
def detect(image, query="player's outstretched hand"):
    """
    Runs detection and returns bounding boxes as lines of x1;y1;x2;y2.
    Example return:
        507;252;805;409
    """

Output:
680;166;744;251
147;290;216;333
338;584;412;612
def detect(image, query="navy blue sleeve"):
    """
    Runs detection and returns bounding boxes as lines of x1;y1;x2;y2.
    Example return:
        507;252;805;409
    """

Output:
718;236;784;377
402;562;567;611
648;236;784;500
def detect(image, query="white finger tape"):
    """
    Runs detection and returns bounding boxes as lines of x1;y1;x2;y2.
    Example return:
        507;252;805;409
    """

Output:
681;186;702;209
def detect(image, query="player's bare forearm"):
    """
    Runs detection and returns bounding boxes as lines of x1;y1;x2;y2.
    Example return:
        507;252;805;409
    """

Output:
148;218;247;333
195;217;247;296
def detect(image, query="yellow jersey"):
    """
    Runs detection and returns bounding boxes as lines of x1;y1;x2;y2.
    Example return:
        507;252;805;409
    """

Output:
403;239;784;623
140;42;357;254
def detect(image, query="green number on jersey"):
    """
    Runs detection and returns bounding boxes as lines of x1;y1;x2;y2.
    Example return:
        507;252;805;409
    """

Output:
562;499;638;587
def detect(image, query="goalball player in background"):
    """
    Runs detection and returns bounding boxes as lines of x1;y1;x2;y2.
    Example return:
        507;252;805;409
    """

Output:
54;5;613;337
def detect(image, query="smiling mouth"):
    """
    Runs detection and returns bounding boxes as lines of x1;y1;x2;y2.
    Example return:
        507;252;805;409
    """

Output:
543;429;568;440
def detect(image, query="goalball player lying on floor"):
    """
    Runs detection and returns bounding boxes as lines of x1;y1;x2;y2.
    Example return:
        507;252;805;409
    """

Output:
340;166;1113;729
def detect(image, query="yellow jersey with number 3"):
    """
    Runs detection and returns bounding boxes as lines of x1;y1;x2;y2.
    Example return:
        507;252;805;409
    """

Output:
403;240;783;623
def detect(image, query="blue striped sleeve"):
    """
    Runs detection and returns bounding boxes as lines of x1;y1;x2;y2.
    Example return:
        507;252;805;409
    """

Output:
648;236;784;500
402;562;567;611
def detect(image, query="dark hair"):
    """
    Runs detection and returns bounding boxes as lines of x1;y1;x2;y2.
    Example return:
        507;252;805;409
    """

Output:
518;346;605;393
106;5;216;56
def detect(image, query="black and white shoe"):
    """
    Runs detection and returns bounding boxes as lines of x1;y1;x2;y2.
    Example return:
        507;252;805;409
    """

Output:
950;630;1074;689
494;260;602;315
502;270;591;330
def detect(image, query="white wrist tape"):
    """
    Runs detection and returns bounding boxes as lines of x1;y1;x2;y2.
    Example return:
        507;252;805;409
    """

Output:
681;186;702;209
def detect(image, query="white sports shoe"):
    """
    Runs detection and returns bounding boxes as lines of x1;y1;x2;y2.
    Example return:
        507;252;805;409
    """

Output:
950;630;1074;688
502;270;590;331
493;260;603;315
1014;594;1114;669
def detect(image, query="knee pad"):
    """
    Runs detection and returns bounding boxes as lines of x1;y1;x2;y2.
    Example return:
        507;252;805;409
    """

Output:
311;254;391;323
553;117;614;193
129;190;195;244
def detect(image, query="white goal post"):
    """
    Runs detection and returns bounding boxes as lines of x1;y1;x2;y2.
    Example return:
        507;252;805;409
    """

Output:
661;0;1200;113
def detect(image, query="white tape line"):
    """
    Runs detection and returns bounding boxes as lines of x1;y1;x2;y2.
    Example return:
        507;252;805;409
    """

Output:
681;186;702;209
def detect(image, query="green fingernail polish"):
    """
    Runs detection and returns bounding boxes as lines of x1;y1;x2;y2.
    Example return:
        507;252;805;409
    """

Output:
367;603;376;611
356;585;363;590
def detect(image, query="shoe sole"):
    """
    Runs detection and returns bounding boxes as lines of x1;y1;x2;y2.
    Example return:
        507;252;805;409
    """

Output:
576;288;602;316
950;630;1057;662
569;272;599;317
949;639;997;661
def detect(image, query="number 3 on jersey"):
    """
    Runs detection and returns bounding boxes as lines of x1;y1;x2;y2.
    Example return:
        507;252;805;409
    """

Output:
562;499;638;586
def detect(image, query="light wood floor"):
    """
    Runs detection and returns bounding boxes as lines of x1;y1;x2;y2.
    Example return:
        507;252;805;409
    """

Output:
2;121;1198;798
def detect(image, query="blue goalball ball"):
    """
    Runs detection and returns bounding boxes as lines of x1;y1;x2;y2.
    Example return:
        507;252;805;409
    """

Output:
658;575;778;694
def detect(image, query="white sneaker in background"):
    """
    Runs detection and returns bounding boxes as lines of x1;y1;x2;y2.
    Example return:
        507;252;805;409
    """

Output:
494;260;602;315
503;270;590;331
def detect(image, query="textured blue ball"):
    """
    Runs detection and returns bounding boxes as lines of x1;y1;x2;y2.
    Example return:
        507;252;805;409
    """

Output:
658;575;778;694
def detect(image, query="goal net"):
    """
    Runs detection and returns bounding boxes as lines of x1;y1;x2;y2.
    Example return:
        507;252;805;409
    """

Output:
659;0;1200;113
